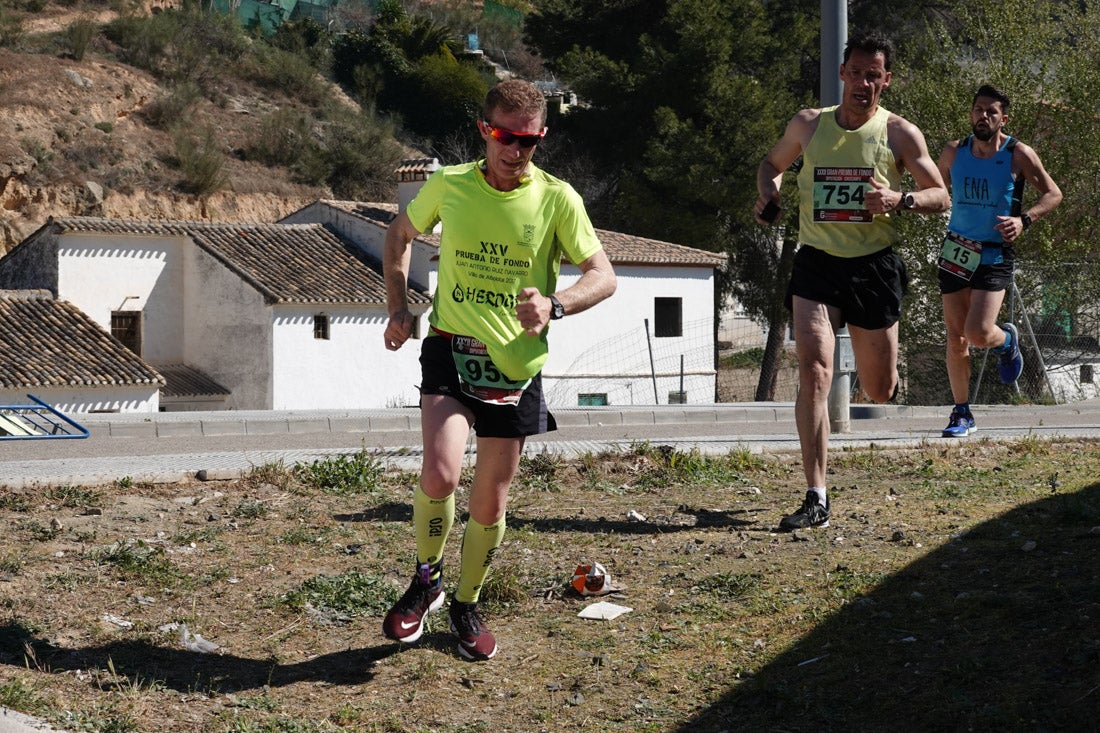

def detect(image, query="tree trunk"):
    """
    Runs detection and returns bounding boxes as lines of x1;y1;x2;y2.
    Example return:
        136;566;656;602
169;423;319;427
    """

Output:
754;235;799;401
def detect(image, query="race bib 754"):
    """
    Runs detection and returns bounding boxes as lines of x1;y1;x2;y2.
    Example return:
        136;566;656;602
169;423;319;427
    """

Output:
812;166;873;223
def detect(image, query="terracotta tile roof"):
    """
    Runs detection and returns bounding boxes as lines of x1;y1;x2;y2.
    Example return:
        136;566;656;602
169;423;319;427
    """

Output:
319;200;726;267
395;158;441;181
594;229;726;266
156;364;230;398
323;200;443;247
0;291;164;389
52;217;431;306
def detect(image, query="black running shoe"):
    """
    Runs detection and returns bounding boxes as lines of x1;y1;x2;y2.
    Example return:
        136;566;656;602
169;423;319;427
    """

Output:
779;491;830;531
449;600;498;661
382;565;444;643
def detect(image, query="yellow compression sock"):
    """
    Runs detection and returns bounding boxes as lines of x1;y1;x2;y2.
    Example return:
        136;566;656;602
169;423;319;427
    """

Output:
413;487;454;582
455;515;506;603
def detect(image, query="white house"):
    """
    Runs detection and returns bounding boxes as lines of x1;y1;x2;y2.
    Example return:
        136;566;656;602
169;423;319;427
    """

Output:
0;217;431;411
0;290;163;413
284;189;727;406
0;164;726;412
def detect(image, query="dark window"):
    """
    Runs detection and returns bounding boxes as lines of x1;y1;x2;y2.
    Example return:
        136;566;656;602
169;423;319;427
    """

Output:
654;297;683;337
1082;364;1094;384
314;314;330;340
578;393;608;406
111;311;142;355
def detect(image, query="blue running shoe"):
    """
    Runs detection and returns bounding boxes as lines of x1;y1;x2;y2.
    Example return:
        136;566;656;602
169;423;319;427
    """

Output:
942;410;976;438
997;323;1023;384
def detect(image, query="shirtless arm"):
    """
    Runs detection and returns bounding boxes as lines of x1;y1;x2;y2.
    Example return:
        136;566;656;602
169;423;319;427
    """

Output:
382;210;423;351
755;109;820;224
994;143;1063;242
867;115;950;215
936;140;959;196
516;249;617;337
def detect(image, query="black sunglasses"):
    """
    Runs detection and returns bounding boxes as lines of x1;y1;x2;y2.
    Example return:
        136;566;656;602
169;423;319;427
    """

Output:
483;121;548;148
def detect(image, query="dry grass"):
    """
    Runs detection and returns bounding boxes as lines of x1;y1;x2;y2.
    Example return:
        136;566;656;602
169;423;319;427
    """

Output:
1;439;1099;732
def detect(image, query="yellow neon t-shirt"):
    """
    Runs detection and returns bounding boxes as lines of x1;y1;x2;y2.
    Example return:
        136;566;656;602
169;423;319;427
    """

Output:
407;161;603;380
796;105;902;258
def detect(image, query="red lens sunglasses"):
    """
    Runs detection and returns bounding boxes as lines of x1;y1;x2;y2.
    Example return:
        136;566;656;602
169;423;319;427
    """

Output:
483;121;547;148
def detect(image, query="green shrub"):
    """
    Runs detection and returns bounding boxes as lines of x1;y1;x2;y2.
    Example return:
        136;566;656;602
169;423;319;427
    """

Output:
316;107;404;201
245;107;327;184
242;44;330;107
720;347;765;369
105;10;248;90
401;50;489;143
280;571;395;617
172;125;227;196
0;677;45;714
269;17;330;67
93;540;181;587
103;12;178;72
0;9;24;48
65;16;99;61
295;449;384;495
140;82;202;129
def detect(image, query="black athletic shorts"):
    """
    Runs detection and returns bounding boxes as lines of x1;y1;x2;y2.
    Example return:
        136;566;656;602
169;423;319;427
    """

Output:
419;334;556;439
786;244;908;330
938;246;1015;295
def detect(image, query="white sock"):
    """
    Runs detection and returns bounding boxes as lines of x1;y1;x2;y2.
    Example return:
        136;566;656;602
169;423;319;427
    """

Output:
809;487;827;505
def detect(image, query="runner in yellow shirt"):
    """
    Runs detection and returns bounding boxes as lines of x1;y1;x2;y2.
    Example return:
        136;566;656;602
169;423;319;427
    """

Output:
755;30;949;531
381;79;617;660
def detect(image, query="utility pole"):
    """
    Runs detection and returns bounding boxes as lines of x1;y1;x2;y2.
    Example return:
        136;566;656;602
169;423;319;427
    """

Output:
821;0;854;433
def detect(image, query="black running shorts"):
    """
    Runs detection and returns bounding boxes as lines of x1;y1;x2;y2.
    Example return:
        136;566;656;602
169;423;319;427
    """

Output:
419;334;556;439
786;245;908;330
938;246;1015;295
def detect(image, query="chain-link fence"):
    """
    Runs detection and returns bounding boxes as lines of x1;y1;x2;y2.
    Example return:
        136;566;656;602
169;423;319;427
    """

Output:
545;259;1100;407
901;258;1100;406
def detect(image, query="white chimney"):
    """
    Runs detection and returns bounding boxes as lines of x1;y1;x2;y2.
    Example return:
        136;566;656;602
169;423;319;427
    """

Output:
396;158;442;233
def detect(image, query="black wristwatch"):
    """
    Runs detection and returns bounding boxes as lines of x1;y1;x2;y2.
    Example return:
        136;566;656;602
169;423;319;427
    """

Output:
899;191;916;210
549;294;565;320
1021;213;1033;230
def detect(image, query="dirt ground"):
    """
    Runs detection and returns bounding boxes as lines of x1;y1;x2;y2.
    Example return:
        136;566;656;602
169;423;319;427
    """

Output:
1;438;1098;732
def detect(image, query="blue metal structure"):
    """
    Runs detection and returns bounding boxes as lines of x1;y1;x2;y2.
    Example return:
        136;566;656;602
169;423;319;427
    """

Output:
0;394;90;440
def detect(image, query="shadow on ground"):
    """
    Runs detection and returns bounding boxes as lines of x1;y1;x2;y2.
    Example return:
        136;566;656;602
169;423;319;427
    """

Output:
0;626;404;694
678;483;1100;732
340;501;757;535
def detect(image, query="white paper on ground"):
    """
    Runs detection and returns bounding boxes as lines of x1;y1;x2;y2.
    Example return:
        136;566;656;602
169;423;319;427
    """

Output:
577;601;633;620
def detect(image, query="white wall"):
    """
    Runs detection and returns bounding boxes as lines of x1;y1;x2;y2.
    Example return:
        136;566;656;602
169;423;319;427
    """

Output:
182;244;273;409
719;296;774;350
271;305;423;409
57;233;186;362
542;264;718;406
1046;362;1100;403
0;387;159;415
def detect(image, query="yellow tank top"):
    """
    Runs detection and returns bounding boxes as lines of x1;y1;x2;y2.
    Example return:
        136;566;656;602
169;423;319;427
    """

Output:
796;105;901;257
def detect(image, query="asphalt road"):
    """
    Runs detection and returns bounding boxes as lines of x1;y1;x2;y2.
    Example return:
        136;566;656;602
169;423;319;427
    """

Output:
3;400;1100;488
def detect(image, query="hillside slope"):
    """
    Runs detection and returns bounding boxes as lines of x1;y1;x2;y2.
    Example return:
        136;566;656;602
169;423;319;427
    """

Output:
0;7;350;253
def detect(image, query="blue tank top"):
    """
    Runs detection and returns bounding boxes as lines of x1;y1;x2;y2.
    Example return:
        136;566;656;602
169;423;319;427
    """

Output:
947;135;1023;243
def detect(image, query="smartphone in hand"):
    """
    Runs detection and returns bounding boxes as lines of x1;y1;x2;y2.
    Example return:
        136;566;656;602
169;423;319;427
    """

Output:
760;200;781;224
